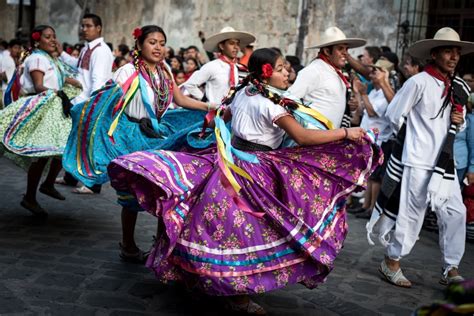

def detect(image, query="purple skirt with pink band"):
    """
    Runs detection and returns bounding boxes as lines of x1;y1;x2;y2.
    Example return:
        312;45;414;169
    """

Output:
108;138;381;296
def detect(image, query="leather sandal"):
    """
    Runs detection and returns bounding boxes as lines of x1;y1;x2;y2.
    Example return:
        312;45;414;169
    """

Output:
39;184;66;200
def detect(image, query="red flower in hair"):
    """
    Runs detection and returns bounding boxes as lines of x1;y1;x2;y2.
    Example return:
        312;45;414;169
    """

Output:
31;31;41;42
261;63;273;79
66;47;73;54
132;27;142;40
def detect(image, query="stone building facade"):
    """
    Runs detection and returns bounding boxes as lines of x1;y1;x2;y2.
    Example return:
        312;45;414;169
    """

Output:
1;0;428;63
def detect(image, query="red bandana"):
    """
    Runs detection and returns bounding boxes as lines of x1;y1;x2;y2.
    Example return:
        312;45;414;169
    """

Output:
219;54;237;87
317;52;350;89
424;64;451;98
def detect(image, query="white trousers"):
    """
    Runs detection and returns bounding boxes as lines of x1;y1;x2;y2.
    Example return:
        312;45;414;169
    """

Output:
386;166;466;268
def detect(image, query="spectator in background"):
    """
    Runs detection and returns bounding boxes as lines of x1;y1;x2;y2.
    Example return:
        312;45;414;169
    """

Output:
0;40;8;54
165;46;174;63
184;57;199;80
70;46;81;58
169;55;183;71
402;54;425;78
379;51;401;91
0;39;21;108
361;46;382;66
113;56;127;72
172;68;186;86
239;41;255;67
186;45;206;66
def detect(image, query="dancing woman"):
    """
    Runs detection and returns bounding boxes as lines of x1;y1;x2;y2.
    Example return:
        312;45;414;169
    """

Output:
0;25;81;216
108;48;381;314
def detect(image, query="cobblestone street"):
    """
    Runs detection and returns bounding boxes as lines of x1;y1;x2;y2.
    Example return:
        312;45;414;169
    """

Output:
1;157;473;315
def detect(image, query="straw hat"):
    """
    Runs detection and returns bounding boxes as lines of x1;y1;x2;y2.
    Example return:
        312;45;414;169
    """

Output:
306;26;366;49
408;27;474;59
367;59;395;73
203;26;256;52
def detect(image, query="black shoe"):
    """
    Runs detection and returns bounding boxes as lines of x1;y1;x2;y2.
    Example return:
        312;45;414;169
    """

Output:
356;209;372;219
39;185;66;200
20;198;48;217
348;207;367;214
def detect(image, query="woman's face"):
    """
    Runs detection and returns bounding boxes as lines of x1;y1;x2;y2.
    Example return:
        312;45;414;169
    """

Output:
71;48;80;58
266;56;289;90
139;31;166;66
37;28;57;55
175;72;186;85
170;57;181;70
185;59;197;72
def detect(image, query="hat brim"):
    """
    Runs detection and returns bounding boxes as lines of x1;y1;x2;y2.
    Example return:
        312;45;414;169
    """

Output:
203;31;256;52
408;39;474;59
306;38;367;49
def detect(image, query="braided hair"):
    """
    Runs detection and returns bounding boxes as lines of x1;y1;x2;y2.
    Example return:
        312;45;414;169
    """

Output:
221;48;298;110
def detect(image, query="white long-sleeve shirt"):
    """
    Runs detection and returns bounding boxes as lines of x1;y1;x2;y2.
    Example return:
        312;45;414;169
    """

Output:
288;59;347;128
0;51;15;91
182;58;238;104
385;71;466;170
360;87;392;144
60;37;113;104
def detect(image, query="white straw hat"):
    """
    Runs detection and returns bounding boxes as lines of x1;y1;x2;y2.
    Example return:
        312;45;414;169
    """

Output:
203;26;256;52
306;26;366;49
408;27;474;59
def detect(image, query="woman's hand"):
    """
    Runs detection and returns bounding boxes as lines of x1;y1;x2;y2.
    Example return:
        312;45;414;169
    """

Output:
345;127;366;142
353;79;368;96
66;77;82;89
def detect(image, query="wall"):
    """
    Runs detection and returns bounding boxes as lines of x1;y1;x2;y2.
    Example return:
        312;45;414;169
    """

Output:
0;0;428;64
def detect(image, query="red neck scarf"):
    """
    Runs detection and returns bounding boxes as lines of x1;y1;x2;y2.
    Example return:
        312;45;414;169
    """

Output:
219;54;237;87
424;64;451;98
317;52;350;89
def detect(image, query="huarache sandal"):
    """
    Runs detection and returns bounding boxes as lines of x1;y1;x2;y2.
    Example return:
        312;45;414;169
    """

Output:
72;185;95;194
440;267;465;285
379;260;412;288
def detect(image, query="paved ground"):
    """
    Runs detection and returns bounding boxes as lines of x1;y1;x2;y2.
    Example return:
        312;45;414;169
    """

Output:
0;156;473;316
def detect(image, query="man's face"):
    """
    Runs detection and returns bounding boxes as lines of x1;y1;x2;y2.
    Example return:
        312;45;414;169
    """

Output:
462;73;474;91
81;18;101;42
219;39;240;59
186;48;198;59
9;44;21;58
326;44;349;69
361;48;373;65
403;56;419;78
431;46;460;75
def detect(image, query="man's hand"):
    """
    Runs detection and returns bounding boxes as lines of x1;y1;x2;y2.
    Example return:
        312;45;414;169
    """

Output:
451;110;464;125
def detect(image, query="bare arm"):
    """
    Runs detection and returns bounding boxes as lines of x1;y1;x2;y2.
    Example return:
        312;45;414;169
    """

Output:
275;115;366;146
379;79;395;103
347;54;371;80
172;81;212;111
360;94;378;117
30;70;50;93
